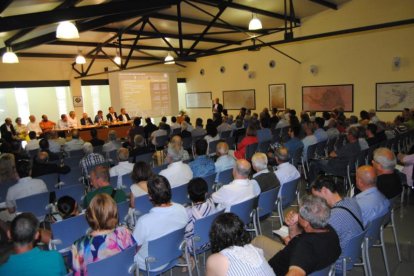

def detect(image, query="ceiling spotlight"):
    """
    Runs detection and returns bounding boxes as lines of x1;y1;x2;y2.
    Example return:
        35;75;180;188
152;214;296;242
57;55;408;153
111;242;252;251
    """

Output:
2;47;19;64
75;52;86;64
164;52;175;64
114;55;121;65
248;14;262;31
56;21;79;39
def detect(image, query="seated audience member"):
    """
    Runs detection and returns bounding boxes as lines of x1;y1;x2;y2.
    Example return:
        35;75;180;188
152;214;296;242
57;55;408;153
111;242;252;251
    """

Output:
357;126;369;150
231;117;244;131
106;106;118;123
185;178;218;252
118;108;131;122
79;142;106;177
128;117;145;146
355;165;390;226
83;165;127;208
301;122;317;160
180;121;192;138
150;122;168;146
25;131;40;152
133;175;187;270
129;135;153;160
64;130;85;152
0;153;17;184
191;118;207;137
217;116;232;134
206;213;275;276
80;113;93;126
215;142;236;178
326;119;340;140
67;111;78;128
375;121;388;143
57;114;68;129
189;139;215;178
39;115;56;133
109;148;134;187
184;116;194;131
94;110;104;124
212;159;260;212
6;160;48;214
257;123;272;144
164;135;190;163
309;126;361;183
392;115;408;136
129;162;153;207
283;125;304;158
313;117;328;142
11;142;30;162
143;117;158;139
365;123;378;146
274;147;300;190
311;176;364;262
14;117;28;140
32;151;70;177
160;141;193;188
269;108;279;129
26;115;42;136
71;194;135;275
39;138;60;161
170;116;181;132
234;126;258;159
160;116;171;135
372;147;402;199
102;130;122;153
204;123;220;154
398;152;414;187
0;213;66;275
275;112;290;129
1;118;17;143
252;152;280;193
44;132;61;153
89;128;104;147
253;195;341;276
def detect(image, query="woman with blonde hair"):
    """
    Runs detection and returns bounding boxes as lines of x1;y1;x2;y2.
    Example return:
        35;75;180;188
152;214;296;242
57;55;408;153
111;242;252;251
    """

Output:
0;153;17;184
71;194;135;275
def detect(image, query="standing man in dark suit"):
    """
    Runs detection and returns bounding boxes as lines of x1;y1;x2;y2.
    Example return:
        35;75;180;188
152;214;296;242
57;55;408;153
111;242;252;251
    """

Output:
118;108;131;122
106;106;118;123
1;118;17;143
80;113;93;126
212;98;223;117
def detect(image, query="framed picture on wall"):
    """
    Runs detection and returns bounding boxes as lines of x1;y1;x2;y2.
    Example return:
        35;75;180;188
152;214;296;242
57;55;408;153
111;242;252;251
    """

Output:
185;92;212;108
376;81;414;111
269;84;286;110
73;96;83;107
223;89;255;110
302;84;353;112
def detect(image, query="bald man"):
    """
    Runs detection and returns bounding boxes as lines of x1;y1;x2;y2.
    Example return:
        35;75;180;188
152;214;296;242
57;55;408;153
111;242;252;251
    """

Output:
32;151;70;178
215;142;236;175
355;165;390;226
211;159;260;211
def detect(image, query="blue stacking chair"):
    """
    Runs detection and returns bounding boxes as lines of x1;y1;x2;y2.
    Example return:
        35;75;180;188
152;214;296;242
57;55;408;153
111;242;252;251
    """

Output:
140;227;192;276
171;183;189;205
245;143;258;160
36;173;59;191
63;157;82;169
55;184;84;205
192;210;225;276
0;180;16;203
152;163;168;175
87;244;137;276
67;149;84;158
16;192;50;217
59;168;82;186
216;168;233;186
255;187;280;235
117;201;130;225
134;152;154;166
229;197;258;235
208;140;220;156
201;173;216;195
50;214;89;252
309;264;335;276
275;178;300;227
134;195;153;219
122;174;134;190
109;175;118;188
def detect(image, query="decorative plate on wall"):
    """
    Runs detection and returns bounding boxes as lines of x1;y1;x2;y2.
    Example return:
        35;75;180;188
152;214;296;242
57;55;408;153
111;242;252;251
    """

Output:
243;63;249;71
220;66;225;73
269;60;276;68
200;69;205;76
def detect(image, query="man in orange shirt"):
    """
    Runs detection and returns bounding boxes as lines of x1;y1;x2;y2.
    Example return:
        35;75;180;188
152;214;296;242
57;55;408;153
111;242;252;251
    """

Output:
39;115;56;133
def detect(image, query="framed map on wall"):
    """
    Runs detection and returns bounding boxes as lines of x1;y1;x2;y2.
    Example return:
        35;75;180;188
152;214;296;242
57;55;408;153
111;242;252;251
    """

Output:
302;84;353;112
376;81;414;111
269;84;286;110
223;89;255;110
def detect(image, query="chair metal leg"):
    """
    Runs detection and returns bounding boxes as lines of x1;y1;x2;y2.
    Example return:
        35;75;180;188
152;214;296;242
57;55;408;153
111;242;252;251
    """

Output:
380;226;390;276
342;257;347;276
193;248;200;276
364;238;372;276
278;201;284;227
390;210;402;262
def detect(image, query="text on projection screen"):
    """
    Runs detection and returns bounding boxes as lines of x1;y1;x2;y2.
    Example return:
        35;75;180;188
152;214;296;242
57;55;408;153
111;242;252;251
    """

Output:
119;72;171;118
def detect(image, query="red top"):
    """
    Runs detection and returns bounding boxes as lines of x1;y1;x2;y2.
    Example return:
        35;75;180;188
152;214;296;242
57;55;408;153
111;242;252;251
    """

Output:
234;136;258;159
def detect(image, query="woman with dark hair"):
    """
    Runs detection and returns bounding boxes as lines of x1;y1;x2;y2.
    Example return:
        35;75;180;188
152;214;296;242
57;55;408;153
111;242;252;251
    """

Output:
71;194;135;276
129;161;153;207
234;126;258;159
206;213;275;276
204;123;220;153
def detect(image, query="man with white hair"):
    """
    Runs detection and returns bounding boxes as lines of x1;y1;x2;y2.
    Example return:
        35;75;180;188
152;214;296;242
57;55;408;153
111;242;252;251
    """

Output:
252;152;280;193
215;142;236;174
102;130;122;153
79;142;106;177
110;147;134;186
274;147;300;191
212;159;260;212
67;111;78;128
64;129;84;152
372;147;402;199
26;115;42;135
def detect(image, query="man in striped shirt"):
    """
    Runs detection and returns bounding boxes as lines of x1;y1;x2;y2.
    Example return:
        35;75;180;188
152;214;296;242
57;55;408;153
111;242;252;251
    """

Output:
79;142;106;177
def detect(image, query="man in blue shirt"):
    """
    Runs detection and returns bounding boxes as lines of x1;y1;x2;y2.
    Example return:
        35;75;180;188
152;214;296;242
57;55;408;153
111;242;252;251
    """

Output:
0;213;67;275
313;117;328;142
189;139;215;177
355;165;390;226
283;125;304;159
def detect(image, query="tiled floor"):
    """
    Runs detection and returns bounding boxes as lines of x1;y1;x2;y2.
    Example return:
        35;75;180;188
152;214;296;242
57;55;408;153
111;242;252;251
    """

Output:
168;186;414;276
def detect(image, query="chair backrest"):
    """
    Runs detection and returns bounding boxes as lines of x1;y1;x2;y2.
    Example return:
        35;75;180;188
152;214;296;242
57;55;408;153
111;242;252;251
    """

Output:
121;174;133;190
59;168;82;186
0;180;16;203
28;149;39;158
272;128;282;142
55;184;84;205
365;212;389;247
306;143;318;161
134;152;154;165
309;264;334;276
171;183;189;205
315;140;327;157
279;178;299;209
134;195;153;216
94;145;103;154
63;157;82;169
201;173;217;194
220;130;232;139
107;150;118;165
335;134;346;151
182;136;192;151
35;173;59;191
326;137;337;154
87;244;137;276
155;135;169;148
258;140;271;153
217;168;233;184
68;149;84;158
109;176;118;188
117;201;130;223
208;140;221;155
290;146;304;167
257;187;280;218
280;126;290;142
245;143;258;160
171;128;181;136
339;228;368;271
146;227;185;271
229;197;257;225
16;192;50;217
152;163;168;175
193;210;225;251
50;214;89;251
